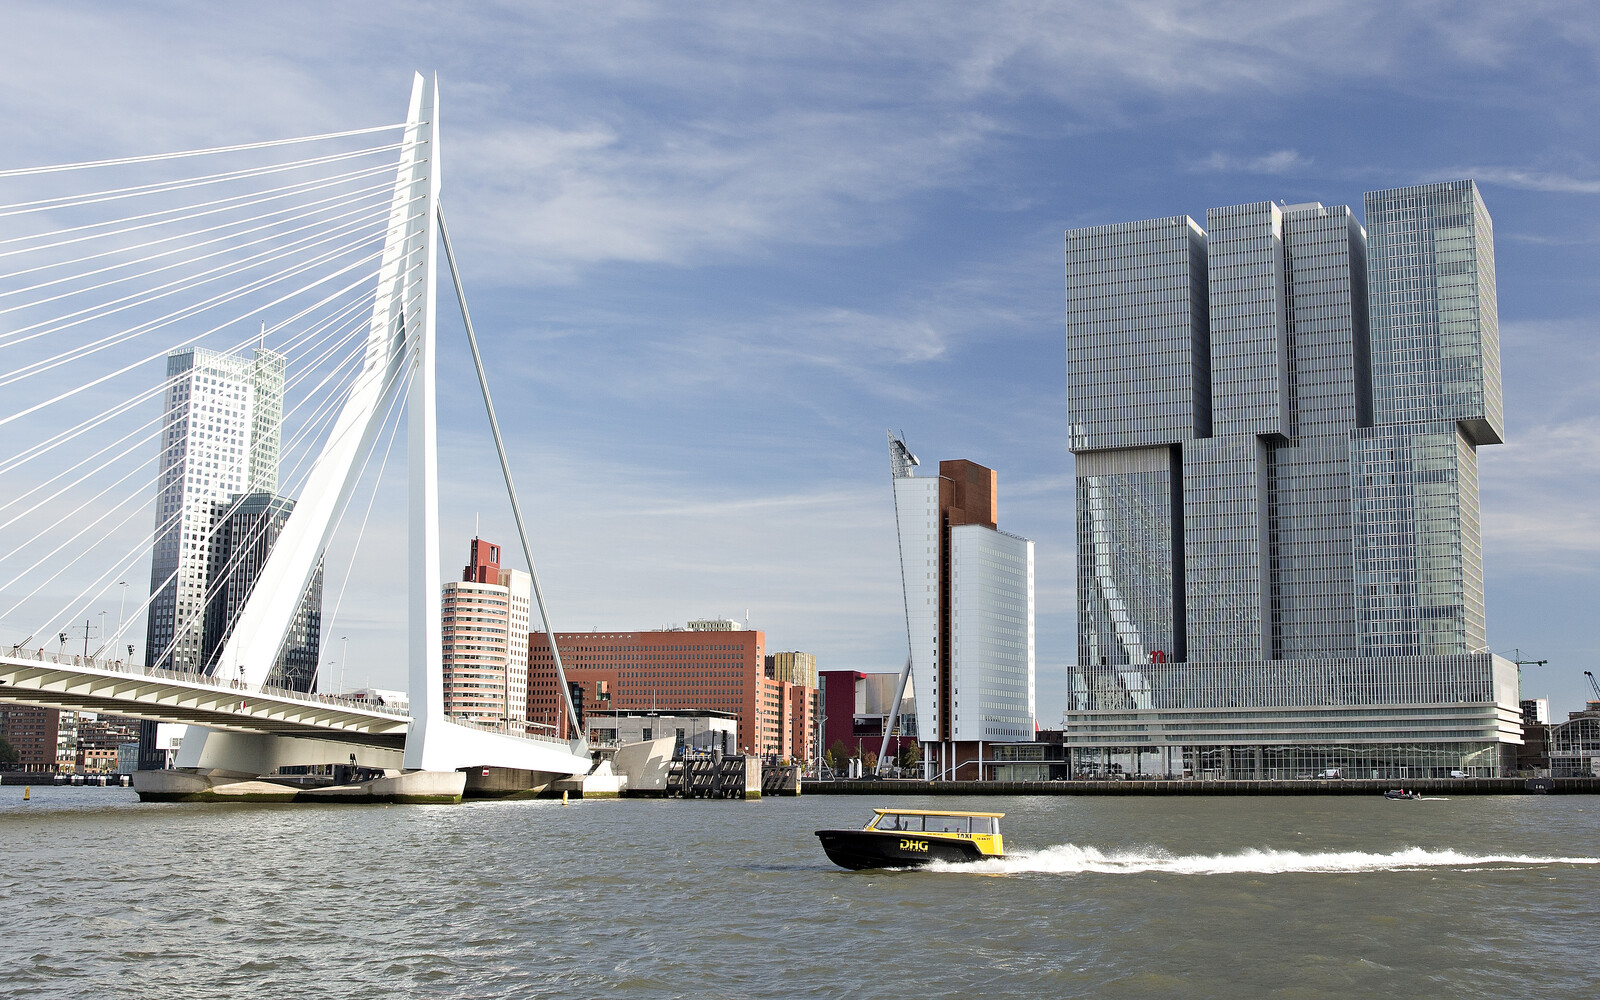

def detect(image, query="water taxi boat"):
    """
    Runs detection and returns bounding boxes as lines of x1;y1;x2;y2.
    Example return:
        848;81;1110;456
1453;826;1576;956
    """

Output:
1383;789;1422;800
815;809;1005;870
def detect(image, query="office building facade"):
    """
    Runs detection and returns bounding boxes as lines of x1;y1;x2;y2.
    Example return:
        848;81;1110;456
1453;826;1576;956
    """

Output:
818;669;919;766
528;625;819;760
1064;181;1522;777
201;492;322;691
0;704;60;773
139;346;288;768
144;346;285;676
890;435;1036;780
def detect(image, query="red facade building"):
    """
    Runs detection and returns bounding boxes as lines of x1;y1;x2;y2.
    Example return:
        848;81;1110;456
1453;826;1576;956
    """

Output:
528;627;818;760
0;705;59;772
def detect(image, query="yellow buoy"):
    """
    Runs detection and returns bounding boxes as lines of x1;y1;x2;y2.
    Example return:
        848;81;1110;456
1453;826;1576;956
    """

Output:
562;790;569;806
23;786;30;800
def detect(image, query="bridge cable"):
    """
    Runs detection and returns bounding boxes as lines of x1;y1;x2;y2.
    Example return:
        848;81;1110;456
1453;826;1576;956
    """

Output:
0;123;409;178
0;141;405;218
3;294;378;645
0;156;403;258
438;201;585;748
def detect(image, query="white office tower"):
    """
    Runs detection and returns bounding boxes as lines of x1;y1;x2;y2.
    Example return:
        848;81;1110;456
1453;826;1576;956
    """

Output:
503;567;530;728
889;433;1035;780
143;346;285;676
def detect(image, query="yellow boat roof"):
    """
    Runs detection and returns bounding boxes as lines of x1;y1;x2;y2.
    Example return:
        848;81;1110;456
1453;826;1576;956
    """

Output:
872;808;1004;818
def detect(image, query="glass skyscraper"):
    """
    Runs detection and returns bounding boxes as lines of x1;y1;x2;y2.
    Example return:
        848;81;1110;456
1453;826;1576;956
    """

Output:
201;492;323;693
1063;181;1523;778
139;345;314;769
143;346;285;677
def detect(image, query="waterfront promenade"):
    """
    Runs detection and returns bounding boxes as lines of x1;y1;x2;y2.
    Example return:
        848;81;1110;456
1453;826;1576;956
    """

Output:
810;776;1600;795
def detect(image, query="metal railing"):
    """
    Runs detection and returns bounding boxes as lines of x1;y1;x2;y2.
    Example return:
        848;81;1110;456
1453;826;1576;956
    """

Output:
5;646;583;748
444;714;577;748
4;645;409;720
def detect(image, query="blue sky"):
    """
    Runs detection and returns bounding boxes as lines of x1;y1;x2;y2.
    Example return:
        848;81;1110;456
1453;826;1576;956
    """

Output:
3;2;1598;718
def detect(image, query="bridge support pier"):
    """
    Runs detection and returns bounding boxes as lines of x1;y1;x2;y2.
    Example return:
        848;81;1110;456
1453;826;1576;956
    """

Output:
132;768;465;804
176;727;404;775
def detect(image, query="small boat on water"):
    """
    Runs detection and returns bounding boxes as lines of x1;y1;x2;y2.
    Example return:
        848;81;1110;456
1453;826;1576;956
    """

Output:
1384;789;1422;800
815;809;1005;870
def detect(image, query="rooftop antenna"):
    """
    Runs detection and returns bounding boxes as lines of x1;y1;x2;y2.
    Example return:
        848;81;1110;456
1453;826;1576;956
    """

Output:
474;511;479;538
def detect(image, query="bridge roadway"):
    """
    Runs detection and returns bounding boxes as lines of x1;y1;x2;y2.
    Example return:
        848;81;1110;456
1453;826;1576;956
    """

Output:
0;649;411;750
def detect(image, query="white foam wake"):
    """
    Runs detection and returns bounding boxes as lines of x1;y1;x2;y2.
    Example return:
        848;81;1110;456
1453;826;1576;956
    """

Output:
928;844;1600;876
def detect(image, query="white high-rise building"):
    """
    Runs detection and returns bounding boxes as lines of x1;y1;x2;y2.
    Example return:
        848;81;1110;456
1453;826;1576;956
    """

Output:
143;346;285;675
138;346;285;770
441;538;530;727
889;433;1035;780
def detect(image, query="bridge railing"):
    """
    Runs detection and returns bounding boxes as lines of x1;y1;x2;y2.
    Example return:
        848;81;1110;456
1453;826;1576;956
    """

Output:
4;645;410;720
443;715;577;748
5;647;584;747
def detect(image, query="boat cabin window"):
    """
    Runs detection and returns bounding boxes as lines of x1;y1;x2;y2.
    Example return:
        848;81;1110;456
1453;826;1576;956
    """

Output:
875;813;997;835
875;813;924;832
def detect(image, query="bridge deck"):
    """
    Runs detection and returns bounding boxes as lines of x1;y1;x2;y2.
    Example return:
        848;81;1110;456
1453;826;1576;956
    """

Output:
0;652;410;749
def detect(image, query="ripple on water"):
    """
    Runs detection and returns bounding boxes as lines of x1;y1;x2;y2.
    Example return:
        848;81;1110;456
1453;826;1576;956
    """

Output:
3;790;1600;998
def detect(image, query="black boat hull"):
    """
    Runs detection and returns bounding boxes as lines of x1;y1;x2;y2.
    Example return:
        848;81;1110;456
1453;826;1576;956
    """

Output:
815;829;992;870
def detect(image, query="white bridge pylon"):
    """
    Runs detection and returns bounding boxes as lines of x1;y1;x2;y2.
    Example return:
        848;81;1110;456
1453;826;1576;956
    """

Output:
179;73;590;779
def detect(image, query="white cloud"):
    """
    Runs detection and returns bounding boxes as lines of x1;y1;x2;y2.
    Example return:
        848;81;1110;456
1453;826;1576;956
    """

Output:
1432;167;1600;195
1195;149;1313;175
1482;414;1600;572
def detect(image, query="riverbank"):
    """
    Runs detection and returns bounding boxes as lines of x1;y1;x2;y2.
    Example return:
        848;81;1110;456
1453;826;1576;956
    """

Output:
807;776;1599;795
0;772;129;787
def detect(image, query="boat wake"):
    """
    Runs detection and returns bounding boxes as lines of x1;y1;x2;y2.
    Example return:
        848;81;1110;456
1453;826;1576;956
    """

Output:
928;844;1600;876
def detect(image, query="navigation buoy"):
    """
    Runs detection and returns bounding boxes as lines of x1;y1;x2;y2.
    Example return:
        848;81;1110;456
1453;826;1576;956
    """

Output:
23;786;30;801
562;790;569;806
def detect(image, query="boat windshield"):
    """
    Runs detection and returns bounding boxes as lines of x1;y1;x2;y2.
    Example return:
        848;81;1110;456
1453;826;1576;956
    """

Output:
873;813;997;836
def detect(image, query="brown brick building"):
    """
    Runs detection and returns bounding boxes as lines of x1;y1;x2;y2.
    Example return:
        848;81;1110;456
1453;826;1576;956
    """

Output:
528;627;818;760
0;705;60;772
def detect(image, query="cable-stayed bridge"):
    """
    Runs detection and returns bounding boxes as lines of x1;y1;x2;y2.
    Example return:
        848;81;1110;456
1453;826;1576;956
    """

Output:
0;74;590;802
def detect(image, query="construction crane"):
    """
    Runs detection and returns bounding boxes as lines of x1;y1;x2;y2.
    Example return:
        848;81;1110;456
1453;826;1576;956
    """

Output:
1507;648;1548;670
1584;670;1600;700
1506;648;1548;691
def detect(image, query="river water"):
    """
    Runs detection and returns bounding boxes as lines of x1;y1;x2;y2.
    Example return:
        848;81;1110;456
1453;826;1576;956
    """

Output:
1;786;1596;999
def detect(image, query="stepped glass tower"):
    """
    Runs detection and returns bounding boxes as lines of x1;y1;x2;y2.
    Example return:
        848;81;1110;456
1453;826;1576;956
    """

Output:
1063;180;1521;779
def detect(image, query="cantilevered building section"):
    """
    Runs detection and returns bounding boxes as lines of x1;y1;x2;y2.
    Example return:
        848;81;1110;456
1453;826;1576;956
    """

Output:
890;433;1035;780
1063;180;1521;778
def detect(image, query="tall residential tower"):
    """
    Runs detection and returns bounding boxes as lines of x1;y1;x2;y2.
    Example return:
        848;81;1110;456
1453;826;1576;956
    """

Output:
1063;181;1521;778
440;537;530;727
890;434;1035;780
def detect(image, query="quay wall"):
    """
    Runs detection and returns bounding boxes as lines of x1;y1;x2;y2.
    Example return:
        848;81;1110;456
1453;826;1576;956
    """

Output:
808;777;1600;796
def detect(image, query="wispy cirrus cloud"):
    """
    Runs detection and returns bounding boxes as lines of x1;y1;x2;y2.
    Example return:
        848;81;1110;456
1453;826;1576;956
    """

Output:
1431;166;1600;194
1193;149;1313;175
1482;414;1600;572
